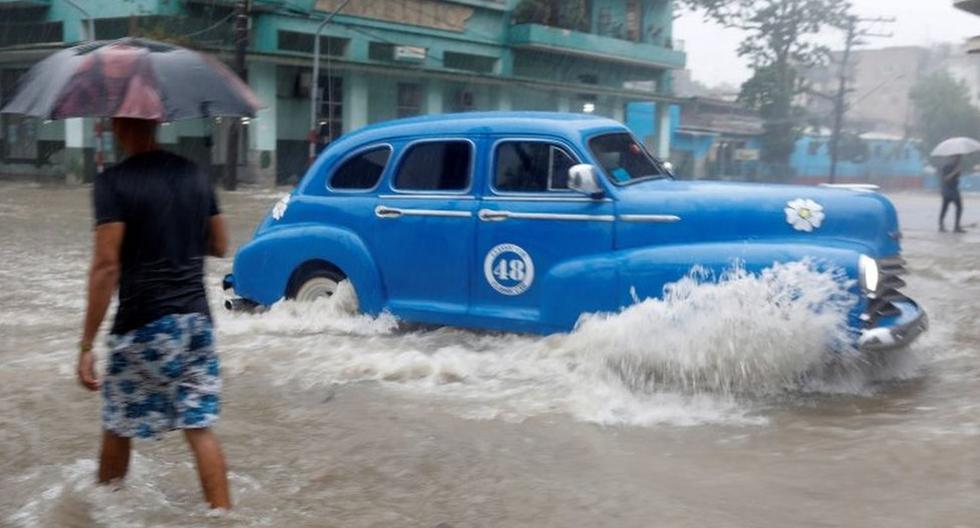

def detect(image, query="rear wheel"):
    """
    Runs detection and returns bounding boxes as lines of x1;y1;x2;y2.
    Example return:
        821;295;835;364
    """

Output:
287;268;345;302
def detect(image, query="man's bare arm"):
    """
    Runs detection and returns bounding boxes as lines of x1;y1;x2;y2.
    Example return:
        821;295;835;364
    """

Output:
208;214;229;258
78;223;124;391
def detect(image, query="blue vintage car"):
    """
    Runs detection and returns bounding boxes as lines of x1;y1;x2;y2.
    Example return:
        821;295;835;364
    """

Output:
225;112;926;351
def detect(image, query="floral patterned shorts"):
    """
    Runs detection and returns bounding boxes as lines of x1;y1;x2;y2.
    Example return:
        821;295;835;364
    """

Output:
102;313;221;440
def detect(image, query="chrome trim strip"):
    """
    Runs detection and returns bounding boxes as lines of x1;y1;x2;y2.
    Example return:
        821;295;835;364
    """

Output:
378;194;476;200
483;196;613;203
619;214;682;223
376;206;472;219
478;209;614;222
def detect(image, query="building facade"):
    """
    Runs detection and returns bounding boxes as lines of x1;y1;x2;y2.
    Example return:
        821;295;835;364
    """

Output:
803;46;935;137
0;0;685;184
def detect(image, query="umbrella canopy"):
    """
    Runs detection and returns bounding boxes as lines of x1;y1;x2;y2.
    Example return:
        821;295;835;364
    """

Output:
1;38;262;121
930;137;980;157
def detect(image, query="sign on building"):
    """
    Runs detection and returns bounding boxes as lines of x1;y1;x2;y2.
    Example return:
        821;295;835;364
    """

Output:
394;46;427;62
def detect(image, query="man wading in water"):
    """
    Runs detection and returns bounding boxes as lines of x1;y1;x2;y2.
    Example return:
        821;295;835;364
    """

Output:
940;154;966;233
76;117;232;509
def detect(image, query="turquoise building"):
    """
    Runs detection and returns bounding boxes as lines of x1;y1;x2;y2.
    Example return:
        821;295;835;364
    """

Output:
0;0;685;184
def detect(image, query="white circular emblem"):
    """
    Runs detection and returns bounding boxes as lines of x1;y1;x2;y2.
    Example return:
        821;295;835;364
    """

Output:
784;198;825;232
483;244;535;296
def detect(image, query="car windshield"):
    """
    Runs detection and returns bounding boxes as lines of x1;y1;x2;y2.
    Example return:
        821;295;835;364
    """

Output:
588;133;666;184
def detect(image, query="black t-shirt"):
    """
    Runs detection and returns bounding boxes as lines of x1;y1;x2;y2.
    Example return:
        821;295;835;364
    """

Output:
93;150;219;335
942;160;961;193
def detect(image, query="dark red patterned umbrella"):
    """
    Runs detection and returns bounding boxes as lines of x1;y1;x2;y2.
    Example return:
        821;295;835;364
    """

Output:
1;38;262;121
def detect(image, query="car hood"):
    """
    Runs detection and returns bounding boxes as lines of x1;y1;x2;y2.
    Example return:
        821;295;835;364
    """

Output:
614;180;902;257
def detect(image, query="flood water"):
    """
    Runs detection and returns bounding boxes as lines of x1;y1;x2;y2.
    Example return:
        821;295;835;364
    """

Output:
0;182;977;528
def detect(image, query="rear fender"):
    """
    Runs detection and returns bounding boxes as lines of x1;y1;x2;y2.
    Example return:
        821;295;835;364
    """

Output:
232;224;386;313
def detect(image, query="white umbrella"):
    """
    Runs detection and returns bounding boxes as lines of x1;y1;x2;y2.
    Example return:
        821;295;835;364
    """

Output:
930;137;980;157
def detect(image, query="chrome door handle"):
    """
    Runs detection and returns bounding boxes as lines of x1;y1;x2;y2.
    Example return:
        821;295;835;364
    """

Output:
375;205;404;219
478;209;510;222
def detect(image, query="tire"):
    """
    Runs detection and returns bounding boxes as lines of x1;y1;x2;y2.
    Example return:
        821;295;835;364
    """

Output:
287;268;345;302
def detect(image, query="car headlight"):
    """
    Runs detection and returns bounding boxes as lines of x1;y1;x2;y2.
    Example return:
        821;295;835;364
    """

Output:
859;255;879;293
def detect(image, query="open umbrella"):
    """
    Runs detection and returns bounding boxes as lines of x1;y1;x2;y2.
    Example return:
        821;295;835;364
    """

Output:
930;137;980;157
1;38;262;121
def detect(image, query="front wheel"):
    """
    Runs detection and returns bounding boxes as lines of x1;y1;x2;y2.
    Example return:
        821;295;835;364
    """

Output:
288;269;345;302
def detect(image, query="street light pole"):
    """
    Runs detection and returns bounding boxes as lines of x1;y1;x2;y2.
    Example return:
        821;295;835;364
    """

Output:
225;0;250;191
308;0;350;165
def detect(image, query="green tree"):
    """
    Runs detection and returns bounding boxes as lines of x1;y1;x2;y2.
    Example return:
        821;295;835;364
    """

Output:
681;0;852;176
910;71;980;155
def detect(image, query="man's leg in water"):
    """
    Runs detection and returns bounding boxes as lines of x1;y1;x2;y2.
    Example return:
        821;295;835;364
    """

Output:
98;430;131;483
184;428;231;509
954;194;965;232
940;196;952;231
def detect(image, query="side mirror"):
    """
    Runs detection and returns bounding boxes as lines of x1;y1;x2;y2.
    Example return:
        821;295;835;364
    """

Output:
662;161;674;174
568;164;604;198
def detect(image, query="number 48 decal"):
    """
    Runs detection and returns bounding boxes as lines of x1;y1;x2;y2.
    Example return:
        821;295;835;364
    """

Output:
484;244;535;296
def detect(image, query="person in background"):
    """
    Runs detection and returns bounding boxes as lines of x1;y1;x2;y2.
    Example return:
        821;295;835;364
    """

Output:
76;117;232;509
940;154;966;233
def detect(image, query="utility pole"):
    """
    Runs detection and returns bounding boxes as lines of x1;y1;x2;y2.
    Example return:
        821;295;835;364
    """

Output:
827;15;894;183
308;0;350;165
225;0;250;191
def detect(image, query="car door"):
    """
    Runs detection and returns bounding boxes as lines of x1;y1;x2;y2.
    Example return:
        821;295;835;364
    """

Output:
472;137;615;331
371;137;480;322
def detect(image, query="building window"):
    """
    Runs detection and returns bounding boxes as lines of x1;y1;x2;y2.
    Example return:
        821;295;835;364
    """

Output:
277;30;348;57
443;52;497;74
330;146;391;190
1;69;37;160
495;142;577;192
397;83;423;118
317;75;343;145
626;0;641;41
394;141;471;191
368;42;395;62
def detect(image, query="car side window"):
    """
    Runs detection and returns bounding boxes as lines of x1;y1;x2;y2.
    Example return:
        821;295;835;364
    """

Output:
330;146;391;190
394;141;471;191
495;142;576;192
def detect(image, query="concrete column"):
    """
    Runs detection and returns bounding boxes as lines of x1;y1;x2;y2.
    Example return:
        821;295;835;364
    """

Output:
157;121;178;145
247;61;278;187
343;71;368;134
612;99;625;123
425;79;443;115
654;103;672;159
495;88;513;111
64;118;89;184
556;94;571;113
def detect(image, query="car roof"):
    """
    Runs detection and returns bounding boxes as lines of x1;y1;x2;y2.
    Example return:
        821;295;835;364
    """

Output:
330;111;626;148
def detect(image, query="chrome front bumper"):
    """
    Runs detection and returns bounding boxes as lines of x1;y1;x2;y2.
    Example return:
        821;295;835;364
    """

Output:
858;300;928;352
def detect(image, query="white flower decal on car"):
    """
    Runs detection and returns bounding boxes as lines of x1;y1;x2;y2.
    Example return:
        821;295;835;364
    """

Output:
272;194;290;221
784;198;825;232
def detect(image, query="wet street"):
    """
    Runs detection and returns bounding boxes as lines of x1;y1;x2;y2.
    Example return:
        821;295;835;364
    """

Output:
0;181;978;528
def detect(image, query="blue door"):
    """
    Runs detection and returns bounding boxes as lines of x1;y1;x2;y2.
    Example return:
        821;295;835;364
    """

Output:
472;138;616;332
371;138;480;323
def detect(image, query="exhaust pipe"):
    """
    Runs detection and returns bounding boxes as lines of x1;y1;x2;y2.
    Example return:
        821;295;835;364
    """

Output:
225;297;259;312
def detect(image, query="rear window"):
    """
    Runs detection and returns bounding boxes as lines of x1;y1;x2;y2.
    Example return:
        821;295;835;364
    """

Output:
394;141;471;191
495;142;576;192
330;146;391;190
588;133;664;184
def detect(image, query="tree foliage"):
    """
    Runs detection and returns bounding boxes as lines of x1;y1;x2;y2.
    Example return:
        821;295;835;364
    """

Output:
910;71;980;156
680;0;852;172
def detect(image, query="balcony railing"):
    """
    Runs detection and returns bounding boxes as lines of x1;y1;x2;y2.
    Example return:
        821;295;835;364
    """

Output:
509;23;686;70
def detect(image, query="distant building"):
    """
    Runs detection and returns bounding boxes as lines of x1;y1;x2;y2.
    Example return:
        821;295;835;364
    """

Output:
956;0;980;53
803;46;935;137
0;0;686;185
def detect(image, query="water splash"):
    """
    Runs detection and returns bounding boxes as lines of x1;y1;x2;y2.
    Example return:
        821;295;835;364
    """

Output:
212;261;906;427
